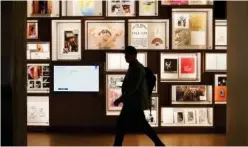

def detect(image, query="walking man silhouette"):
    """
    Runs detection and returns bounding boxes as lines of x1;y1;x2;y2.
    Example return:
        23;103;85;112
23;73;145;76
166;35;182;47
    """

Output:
113;46;165;146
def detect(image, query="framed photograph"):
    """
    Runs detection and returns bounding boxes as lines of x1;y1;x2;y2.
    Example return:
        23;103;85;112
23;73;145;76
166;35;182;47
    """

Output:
160;53;201;82
27;42;50;60
215;20;227;50
128;19;169;50
106;0;135;17
144;96;158;127
27;64;50;93
172;85;212;104
52;20;81;60
215;74;227;104
85;20;125;50
62;0;103;16
174;111;185;124
152;74;158;93
27;0;60;17
106;74;125;116
27;96;49;126
205;53;227;72
27;20;38;39
185;109;196;124
106;52;147;72
162;0;213;5
139;0;158;16
172;9;213;50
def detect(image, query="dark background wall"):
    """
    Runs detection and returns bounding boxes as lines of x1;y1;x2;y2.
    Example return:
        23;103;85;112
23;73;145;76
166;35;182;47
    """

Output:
25;1;226;132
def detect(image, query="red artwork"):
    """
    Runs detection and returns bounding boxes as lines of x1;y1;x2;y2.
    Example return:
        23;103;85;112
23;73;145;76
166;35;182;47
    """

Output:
180;57;195;74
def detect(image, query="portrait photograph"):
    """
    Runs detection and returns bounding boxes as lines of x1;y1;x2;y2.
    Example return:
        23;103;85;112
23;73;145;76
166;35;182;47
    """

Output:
27;42;50;60
27;20;38;39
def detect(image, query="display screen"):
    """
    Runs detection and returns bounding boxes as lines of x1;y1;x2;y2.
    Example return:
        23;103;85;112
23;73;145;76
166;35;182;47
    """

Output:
54;66;99;92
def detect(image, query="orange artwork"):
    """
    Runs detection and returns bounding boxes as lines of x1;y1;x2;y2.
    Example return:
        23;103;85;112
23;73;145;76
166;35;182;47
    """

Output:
215;86;227;102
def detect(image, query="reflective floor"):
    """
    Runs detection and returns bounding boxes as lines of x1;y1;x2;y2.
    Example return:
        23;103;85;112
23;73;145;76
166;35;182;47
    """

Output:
28;132;226;146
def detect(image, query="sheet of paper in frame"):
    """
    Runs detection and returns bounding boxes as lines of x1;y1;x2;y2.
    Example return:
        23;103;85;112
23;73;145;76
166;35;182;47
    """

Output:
139;0;158;16
85;20;125;50
185;109;196;124
205;53;227;71
152;75;158;93
161;108;174;125
62;0;102;16
27;96;49;126
27;0;60;17
215;20;227;49
27;42;50;60
197;108;209;124
144;110;158;127
27;20;38;39
106;0;135;17
129;19;169;50
215;74;227;103
52;20;81;60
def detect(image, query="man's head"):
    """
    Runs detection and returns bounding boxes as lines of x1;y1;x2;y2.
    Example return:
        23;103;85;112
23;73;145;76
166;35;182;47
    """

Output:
122;46;137;63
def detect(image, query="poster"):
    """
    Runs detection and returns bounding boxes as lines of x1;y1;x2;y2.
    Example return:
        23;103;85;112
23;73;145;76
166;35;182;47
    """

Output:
27;42;50;60
215;20;227;49
172;9;212;49
106;0;135;17
52;20;81;60
62;0;102;16
27;20;38;39
128;20;169;50
27;64;50;93
139;0;158;16
27;96;49;126
215;74;227;103
27;0;60;17
205;53;227;72
106;53;147;71
85;20;125;50
160;53;200;82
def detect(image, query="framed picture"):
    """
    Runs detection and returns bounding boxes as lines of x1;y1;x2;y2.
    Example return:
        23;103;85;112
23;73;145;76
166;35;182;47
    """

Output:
128;19;169;50
27;64;50;93
27;42;50;60
85;20;125;50
162;0;213;5
160;53;201;82
139;0;158;16
215;20;227;50
172;9;213;50
174;111;185;124
185;109;196;124
27;0;60;17
106;74;125;116
62;0;103;16
27;20;38;39
27;96;49;126
152;74;158;93
144;96;159;127
215;74;227;104
171;85;212;104
106;52;147;72
196;108;210;124
205;53;227;72
106;0;135;17
52;20;81;60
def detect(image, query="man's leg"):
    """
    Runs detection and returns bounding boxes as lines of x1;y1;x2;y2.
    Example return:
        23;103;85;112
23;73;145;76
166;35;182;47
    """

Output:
113;110;127;146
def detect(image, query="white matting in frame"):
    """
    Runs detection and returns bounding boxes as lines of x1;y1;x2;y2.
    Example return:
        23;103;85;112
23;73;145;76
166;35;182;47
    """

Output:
128;19;169;50
172;9;213;50
27;42;50;60
106;52;147;72
205;53;227;72
139;0;158;16
85;20;125;50
27;0;60;17
215;20;227;50
27;96;49;126
160;53;201;82
52;20;81;61
171;85;213;104
106;0;136;17
62;0;103;16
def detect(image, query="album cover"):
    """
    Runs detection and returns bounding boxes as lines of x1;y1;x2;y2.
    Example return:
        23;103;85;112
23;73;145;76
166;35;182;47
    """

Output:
85;20;125;50
27;20;38;39
27;42;50;60
27;96;49;126
164;59;178;73
106;0;135;17
128;20;169;49
139;0;158;16
27;64;50;93
215;20;227;49
62;0;102;16
215;74;227;103
174;111;184;124
185;109;196;124
180;57;195;74
52;20;81;60
27;0;60;17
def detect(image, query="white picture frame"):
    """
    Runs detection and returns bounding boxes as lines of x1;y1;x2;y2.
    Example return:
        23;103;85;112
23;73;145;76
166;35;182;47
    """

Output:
205;53;227;72
214;74;227;104
215;20;227;50
62;0;103;16
27;0;60;17
160;53;201;82
27;20;38;39
139;0;158;16
27;42;50;60
185;109;196;124
106;0;136;17
172;9;213;50
85;20;125;50
128;19;169;50
52;20;81;61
